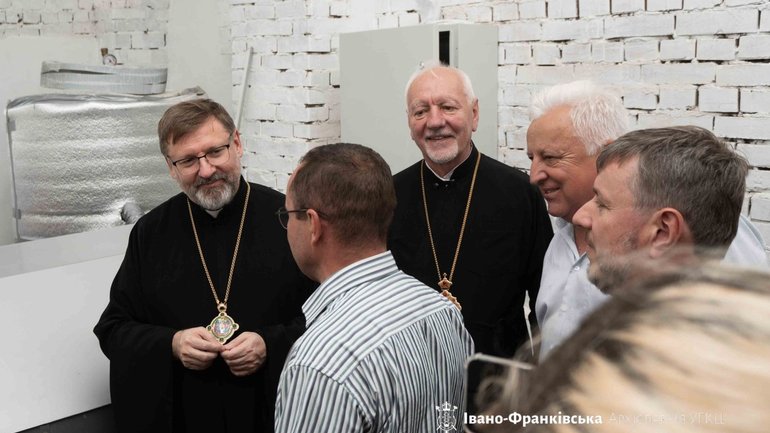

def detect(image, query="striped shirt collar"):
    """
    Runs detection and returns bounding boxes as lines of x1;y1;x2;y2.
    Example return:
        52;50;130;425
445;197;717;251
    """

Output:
303;251;399;327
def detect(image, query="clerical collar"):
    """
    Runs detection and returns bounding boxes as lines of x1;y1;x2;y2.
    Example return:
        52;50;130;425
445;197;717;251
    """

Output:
190;176;247;219
424;144;478;182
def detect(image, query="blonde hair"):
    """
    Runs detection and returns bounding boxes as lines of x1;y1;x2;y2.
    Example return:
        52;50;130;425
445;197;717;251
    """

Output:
489;264;770;433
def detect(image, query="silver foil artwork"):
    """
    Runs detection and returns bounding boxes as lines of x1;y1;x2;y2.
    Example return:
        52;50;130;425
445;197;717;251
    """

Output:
6;87;206;240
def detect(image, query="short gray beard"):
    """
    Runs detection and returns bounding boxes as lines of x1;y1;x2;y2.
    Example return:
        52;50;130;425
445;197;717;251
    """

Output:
183;172;240;210
425;143;460;165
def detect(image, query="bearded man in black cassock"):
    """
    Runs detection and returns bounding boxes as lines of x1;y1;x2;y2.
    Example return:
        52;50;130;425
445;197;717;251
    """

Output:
388;63;553;357
94;99;314;433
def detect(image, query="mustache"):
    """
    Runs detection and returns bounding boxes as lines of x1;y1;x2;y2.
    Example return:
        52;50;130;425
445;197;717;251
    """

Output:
193;172;228;188
426;133;452;139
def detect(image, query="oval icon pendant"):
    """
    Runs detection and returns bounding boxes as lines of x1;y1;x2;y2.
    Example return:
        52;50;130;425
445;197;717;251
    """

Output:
207;304;239;343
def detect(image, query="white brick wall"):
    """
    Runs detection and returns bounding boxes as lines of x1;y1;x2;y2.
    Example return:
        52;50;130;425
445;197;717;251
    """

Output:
625;40;659;62
499;21;542;41
676;9;758;35
501;43;533;64
697;38;736;61
574;64;641;83
658;85;697;110
623;85;658;110
683;0;721;10
715;117;770;140
717;64;770;86
641;63;715;84
8;0;762;244
562;42;591;63
738;34;770;60
741;88;770;113
605;15;674;38
579;0;610;17
519;1;546;19
636;112;714;130
518;65;576;84
747;170;770;191
738;144;770;168
612;0;644;14
699;85;739;113
542;19;602;41
533;42;560;65
548;0;578;19
762;7;770;31
0;1;167;65
493;3;518;21
648;0;683;11
591;40;623;62
660;39;695;60
750;192;770;221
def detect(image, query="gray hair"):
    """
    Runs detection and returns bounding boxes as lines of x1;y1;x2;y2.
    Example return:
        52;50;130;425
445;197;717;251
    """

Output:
597;126;749;249
404;60;476;106
529;80;629;155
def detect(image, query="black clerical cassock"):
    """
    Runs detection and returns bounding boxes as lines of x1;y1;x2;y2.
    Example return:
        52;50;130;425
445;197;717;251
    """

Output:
389;146;553;357
95;177;315;433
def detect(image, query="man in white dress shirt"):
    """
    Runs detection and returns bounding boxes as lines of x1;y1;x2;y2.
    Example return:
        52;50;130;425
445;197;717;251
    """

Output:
528;81;767;359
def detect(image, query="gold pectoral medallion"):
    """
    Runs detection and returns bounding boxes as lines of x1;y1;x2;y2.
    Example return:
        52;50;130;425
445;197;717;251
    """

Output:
440;289;462;311
438;274;461;310
438;273;452;290
207;303;239;344
420;153;479;315
188;183;251;346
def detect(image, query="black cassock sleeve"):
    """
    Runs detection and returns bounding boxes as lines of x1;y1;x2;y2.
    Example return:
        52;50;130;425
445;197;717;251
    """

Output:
94;224;177;432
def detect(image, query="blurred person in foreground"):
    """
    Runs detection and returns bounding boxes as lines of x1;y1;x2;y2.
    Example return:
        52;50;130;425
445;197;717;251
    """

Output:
481;260;770;433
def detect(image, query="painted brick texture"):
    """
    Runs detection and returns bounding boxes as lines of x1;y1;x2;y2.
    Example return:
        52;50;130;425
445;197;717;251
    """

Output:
4;0;768;249
228;0;769;250
0;0;169;66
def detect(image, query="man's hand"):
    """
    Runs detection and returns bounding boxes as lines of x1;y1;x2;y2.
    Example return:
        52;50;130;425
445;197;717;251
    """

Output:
221;331;267;377
172;327;222;370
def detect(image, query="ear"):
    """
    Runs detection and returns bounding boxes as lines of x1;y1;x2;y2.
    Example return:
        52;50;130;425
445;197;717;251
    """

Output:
232;129;244;158
647;208;688;259
471;98;479;132
307;209;324;246
165;156;178;180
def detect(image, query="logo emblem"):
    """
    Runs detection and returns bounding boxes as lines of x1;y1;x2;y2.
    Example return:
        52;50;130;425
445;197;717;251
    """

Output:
436;401;458;432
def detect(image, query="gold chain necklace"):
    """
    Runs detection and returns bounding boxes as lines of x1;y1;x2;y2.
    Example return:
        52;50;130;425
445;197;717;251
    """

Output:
420;150;481;311
186;181;251;343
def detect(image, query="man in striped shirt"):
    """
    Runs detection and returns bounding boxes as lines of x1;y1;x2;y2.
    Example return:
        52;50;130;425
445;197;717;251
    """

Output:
274;143;475;432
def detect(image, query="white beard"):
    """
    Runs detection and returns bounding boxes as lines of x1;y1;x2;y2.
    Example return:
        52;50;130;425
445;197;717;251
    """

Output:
424;141;460;165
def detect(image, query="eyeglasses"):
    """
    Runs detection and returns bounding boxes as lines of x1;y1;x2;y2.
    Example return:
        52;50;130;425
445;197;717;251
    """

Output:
275;206;330;229
276;206;309;229
168;133;234;175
